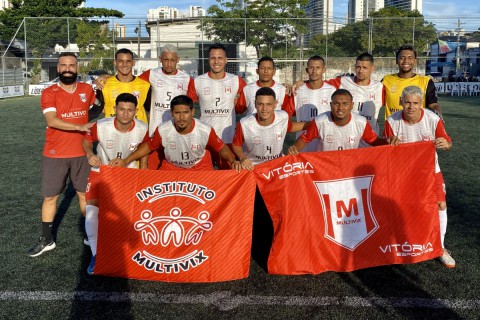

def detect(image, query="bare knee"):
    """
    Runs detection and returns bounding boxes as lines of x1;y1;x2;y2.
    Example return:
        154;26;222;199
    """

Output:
438;201;447;211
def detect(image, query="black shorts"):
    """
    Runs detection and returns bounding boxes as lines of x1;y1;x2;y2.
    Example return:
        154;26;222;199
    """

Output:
41;156;90;197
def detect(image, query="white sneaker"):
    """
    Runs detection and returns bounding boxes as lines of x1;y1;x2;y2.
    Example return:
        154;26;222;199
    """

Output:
438;249;456;268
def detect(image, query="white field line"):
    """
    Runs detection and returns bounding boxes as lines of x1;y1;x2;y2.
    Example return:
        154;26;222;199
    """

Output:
1;291;479;311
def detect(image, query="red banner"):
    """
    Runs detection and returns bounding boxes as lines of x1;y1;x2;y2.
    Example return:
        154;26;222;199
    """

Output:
254;142;442;275
96;167;256;282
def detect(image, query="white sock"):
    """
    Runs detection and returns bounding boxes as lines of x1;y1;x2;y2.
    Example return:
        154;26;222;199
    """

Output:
439;208;447;248
85;205;99;256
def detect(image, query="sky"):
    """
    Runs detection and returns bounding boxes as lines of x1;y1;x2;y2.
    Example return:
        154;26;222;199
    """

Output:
85;0;480;32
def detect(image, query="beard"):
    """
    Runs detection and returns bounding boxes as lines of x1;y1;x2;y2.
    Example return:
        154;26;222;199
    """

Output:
58;71;78;85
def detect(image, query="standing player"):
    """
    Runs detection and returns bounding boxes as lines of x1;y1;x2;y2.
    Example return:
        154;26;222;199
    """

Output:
236;56;289;115
232;87;308;169
382;44;442;119
191;43;247;169
82;93;148;275
137;44;195;169
326;52;384;135
383;85;455;268
28;52;95;257
288;89;396;155
110;95;242;172
285;55;337;151
89;48;151;124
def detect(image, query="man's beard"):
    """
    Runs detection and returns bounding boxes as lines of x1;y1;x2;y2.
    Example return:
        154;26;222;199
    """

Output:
58;71;78;85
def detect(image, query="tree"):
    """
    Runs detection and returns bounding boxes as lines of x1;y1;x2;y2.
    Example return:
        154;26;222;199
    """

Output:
201;0;308;58
0;0;123;55
308;7;437;57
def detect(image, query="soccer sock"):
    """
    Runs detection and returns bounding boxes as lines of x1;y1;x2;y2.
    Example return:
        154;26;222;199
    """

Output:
42;221;53;242
439;208;448;248
85;205;99;256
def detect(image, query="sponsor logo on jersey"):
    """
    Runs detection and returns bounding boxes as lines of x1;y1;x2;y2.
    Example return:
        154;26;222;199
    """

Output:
177;83;184;91
321;98;328;105
390;85;398;93
169;142;177;150
379;242;434;257
79;93;87;103
275;132;282;140
61;110;87;119
132;182;217;274
301;98;308;106
106;140;114;149
129;143;139;151
253;137;261;145
315;175;378;250
225;86;232;93
325;135;334;143
111;89;119;99
369;93;375;100
348;136;357;144
203;87;211;95
157;80;164;88
191;144;200;151
421;133;433;141
132;91;141;99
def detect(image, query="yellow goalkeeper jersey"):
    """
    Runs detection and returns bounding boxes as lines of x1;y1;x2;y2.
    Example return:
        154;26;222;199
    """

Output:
382;74;431;118
102;76;150;124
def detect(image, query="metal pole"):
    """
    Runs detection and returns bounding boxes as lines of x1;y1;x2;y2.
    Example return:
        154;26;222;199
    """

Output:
412;17;415;47
137;20;141;59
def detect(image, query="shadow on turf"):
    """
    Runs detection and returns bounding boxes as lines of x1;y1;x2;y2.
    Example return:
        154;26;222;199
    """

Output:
333;164;463;319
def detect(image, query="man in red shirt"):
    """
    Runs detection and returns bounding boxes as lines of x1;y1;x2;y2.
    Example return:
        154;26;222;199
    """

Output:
28;52;95;257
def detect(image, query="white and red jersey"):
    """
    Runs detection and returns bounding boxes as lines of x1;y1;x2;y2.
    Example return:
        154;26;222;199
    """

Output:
84;118;148;170
41;82;95;158
233;110;292;165
301;112;378;152
327;76;385;134
192;72;246;144
384;108;452;173
149;119;225;170
139;68;195;136
237;80;288;115
286;82;336;151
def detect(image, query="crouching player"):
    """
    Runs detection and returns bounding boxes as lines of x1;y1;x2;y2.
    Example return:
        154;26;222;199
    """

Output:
82;93;149;275
110;94;241;172
288;89;397;155
383;85;455;268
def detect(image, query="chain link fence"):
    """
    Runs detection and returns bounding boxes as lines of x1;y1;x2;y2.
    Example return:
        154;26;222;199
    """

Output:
1;16;479;89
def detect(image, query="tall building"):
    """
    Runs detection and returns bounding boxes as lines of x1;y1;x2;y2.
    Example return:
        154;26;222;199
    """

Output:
385;0;422;14
1;0;12;10
305;0;334;44
147;6;180;21
348;0;384;23
189;5;206;17
114;23;126;38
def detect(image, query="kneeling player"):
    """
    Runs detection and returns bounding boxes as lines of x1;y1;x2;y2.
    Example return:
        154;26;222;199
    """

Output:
383;85;455;268
110;95;241;172
82;93;148;275
288;89;397;155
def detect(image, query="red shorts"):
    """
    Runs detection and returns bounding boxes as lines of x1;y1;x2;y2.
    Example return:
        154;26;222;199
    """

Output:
85;170;101;201
435;172;446;202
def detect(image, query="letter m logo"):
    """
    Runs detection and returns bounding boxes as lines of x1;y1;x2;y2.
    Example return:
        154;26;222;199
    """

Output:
314;176;379;251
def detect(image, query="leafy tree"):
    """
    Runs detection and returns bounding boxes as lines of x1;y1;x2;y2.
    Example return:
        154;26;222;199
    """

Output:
309;7;437;57
0;0;123;55
76;20;115;74
201;0;308;58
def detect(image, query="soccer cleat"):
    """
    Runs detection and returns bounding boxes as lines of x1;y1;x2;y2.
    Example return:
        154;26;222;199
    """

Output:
87;256;96;275
439;249;456;268
83;237;90;246
27;236;56;257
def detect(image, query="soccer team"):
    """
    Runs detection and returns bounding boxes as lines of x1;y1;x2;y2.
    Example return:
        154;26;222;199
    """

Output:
28;43;455;274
